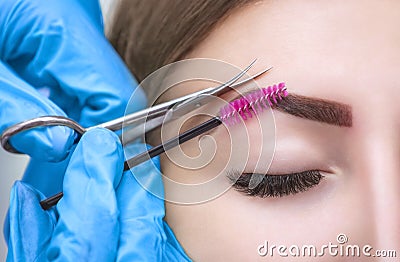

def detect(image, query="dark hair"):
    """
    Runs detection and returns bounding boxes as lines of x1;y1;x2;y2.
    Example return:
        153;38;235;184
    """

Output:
109;0;256;84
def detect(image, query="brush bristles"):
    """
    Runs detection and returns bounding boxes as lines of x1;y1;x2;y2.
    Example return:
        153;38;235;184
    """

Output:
219;82;287;125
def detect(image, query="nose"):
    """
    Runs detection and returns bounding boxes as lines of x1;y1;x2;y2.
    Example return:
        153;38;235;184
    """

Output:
358;106;400;254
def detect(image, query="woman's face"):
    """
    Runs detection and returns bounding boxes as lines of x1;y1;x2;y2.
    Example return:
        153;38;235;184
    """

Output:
158;0;400;260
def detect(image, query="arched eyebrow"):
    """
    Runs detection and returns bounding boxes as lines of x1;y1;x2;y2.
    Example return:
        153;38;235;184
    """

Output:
273;94;352;127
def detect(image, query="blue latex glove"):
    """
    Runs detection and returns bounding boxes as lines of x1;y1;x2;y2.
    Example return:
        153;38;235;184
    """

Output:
6;128;191;261
0;0;147;160
0;0;146;241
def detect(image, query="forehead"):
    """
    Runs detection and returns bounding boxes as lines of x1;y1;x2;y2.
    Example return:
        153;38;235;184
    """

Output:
183;0;400;104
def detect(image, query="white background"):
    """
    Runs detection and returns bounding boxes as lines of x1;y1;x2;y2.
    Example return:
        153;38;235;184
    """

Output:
0;0;117;259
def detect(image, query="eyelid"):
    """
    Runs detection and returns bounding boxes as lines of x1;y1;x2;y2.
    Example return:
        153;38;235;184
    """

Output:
228;169;324;198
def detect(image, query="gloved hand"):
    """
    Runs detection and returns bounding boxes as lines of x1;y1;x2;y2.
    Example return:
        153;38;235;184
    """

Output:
0;0;147;160
6;128;190;261
0;0;146;240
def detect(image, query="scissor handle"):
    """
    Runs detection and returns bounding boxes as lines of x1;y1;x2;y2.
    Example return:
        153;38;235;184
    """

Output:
0;116;86;154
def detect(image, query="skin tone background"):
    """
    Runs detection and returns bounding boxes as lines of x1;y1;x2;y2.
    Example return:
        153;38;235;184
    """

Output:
159;0;400;260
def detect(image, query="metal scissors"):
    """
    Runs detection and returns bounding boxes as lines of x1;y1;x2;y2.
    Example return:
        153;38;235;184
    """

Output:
1;60;271;154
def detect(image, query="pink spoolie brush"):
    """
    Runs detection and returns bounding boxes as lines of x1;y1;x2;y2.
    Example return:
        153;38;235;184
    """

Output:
220;82;287;125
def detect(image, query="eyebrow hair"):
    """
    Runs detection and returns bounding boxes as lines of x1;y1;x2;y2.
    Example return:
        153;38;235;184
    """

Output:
273;94;352;127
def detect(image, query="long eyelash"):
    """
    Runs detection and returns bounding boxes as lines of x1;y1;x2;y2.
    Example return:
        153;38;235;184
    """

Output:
227;170;324;198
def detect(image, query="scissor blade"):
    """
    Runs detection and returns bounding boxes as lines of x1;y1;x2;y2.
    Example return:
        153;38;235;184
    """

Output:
168;65;273;120
122;65;274;144
96;60;257;132
229;66;273;89
121;114;165;145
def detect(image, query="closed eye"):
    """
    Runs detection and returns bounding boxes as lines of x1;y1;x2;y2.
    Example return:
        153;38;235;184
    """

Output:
227;170;324;197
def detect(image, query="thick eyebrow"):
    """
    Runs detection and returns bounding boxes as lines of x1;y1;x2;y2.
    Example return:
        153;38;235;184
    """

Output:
273;94;352;127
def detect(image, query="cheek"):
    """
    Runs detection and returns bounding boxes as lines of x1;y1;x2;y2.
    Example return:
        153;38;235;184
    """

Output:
164;170;375;260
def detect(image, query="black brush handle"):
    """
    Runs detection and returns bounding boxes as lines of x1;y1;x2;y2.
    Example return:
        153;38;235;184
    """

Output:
40;117;222;210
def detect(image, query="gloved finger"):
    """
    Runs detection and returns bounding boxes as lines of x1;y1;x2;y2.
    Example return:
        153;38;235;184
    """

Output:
115;143;166;261
117;154;191;261
3;157;70;246
163;222;192;261
115;172;165;261
0;0;147;128
116;143;191;261
6;181;57;262
0;62;76;162
47;128;124;261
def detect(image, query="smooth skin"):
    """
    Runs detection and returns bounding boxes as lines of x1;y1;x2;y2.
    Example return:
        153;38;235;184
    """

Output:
161;1;400;261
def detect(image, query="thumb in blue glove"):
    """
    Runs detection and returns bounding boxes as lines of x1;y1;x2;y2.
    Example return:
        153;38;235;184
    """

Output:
47;128;124;261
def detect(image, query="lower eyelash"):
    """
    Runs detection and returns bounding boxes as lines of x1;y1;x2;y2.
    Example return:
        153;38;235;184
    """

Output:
228;170;324;198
